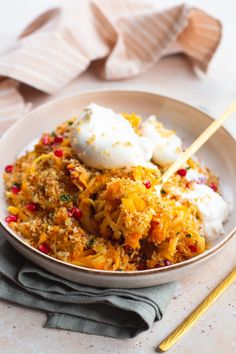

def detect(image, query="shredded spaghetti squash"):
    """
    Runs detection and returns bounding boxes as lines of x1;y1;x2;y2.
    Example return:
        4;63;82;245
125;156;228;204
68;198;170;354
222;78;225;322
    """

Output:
3;114;219;271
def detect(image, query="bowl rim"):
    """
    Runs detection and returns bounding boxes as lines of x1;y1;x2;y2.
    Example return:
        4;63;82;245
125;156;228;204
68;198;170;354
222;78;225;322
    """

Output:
1;89;236;277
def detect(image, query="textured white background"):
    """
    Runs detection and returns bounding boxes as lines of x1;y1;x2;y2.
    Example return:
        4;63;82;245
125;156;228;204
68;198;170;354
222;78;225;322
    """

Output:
0;1;236;354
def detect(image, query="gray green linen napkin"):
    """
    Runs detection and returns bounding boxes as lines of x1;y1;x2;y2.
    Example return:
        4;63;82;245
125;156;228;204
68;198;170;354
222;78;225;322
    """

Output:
0;242;175;338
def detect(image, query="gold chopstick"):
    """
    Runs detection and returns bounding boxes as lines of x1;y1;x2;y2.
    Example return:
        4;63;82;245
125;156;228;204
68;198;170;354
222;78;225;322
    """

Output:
159;267;236;352
157;100;236;194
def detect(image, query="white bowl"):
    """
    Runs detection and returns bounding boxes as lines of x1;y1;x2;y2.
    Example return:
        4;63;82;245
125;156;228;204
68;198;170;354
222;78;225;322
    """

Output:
0;90;235;288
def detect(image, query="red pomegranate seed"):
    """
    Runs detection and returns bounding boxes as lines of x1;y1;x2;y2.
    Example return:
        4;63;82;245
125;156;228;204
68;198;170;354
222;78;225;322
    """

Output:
54;135;63;144
177;169;187;177
72;208;83;219
11;185;21;194
188;244;197;253
54;149;63;158
42;135;51;145
5;165;13;173
5;214;18;223
26;203;38;212
164;260;172;266
144;180;151;189
68;207;83;219
38;243;50;254
209;183;217;192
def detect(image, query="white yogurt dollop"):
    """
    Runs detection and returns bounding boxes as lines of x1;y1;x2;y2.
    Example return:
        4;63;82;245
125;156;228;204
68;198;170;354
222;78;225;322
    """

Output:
70;103;154;169
182;184;230;238
140;115;182;166
185;168;207;183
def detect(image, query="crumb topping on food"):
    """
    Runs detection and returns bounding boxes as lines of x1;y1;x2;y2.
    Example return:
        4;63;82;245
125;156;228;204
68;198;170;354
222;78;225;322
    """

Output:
3;105;229;271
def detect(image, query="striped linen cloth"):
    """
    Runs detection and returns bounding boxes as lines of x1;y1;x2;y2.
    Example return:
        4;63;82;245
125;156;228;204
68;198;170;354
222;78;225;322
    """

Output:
0;0;221;127
0;80;31;135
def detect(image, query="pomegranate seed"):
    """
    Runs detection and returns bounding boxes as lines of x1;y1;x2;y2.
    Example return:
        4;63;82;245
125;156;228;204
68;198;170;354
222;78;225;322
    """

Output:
177;168;187;177
68;207;83;219
42;135;51;145
54;135;63;144
144;180;151;189
5;165;13;173
38;243;50;254
72;208;83;219
11;185;21;194
26;203;38;212
164;260;172;266
54;149;63;157
188;244;197;253
5;214;18;223
209;183;217;192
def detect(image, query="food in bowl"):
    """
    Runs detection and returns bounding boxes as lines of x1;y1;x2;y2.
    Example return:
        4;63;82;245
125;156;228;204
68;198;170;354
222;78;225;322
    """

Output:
3;103;229;271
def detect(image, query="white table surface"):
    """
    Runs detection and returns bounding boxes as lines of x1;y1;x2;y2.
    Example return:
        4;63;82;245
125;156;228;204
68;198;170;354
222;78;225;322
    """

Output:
0;1;236;354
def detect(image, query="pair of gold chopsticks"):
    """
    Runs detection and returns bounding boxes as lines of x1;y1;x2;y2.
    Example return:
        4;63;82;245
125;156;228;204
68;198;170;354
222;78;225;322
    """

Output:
158;267;236;352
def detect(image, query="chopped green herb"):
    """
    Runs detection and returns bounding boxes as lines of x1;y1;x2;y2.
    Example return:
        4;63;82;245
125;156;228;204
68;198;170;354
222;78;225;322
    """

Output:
186;234;192;238
87;238;95;248
51;131;56;137
68;121;73;126
60;194;72;202
186;166;191;170
161;189;167;195
176;231;180;235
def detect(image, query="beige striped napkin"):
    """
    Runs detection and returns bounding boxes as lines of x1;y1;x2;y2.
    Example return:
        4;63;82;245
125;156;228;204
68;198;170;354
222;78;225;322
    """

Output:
0;80;31;135
0;0;221;128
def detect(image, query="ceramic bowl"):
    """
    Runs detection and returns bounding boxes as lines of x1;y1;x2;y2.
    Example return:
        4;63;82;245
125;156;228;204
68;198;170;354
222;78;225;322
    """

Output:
0;90;235;288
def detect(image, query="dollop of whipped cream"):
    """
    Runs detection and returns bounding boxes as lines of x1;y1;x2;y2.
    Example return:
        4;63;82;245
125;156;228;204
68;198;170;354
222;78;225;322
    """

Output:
140;115;182;166
181;184;230;238
70;103;154;169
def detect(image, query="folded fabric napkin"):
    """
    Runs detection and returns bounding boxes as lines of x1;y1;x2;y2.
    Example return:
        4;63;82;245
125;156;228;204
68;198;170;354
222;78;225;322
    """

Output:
0;0;221;122
0;242;175;338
